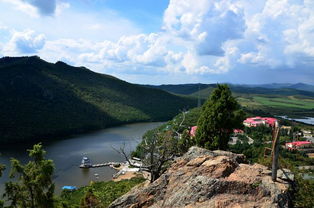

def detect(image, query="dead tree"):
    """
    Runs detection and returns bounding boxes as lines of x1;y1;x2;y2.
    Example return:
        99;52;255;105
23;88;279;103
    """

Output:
114;111;188;183
115;131;176;182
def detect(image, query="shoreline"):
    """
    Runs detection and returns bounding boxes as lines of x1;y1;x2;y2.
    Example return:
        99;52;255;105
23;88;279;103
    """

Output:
110;160;150;182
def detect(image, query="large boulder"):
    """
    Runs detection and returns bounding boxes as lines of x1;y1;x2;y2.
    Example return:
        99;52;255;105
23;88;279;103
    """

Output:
109;146;291;208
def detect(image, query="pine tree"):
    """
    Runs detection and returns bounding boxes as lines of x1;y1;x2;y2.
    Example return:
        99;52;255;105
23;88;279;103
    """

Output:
196;84;244;150
3;143;55;208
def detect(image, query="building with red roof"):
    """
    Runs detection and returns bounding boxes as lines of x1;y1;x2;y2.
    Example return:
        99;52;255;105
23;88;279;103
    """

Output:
189;126;198;137
285;141;312;150
243;117;277;127
233;129;244;135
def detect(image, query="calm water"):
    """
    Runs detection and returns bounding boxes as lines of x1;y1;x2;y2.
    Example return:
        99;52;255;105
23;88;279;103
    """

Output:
0;122;163;194
279;116;314;125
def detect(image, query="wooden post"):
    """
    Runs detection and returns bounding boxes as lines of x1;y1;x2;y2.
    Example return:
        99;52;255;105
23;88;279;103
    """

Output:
271;121;280;182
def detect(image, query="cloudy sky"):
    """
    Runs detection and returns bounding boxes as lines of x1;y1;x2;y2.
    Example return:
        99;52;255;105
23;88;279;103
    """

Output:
0;0;314;84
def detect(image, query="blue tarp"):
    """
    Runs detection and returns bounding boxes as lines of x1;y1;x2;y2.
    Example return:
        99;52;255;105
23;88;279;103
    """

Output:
62;186;77;190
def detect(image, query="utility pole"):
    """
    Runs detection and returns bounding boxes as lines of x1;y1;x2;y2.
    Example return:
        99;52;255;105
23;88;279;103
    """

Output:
271;121;280;182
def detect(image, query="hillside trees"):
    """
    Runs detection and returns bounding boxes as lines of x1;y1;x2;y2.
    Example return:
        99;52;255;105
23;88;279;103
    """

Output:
3;143;55;208
0;56;196;144
196;84;245;150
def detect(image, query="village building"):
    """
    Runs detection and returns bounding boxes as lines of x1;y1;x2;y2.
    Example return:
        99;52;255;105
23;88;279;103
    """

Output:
285;141;313;150
281;125;292;133
243;117;277;127
233;129;244;135
302;129;312;138
189;126;198;137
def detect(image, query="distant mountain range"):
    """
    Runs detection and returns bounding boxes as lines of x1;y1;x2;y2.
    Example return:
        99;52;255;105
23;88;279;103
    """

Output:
0;56;196;143
145;83;314;118
238;83;314;92
145;83;314;97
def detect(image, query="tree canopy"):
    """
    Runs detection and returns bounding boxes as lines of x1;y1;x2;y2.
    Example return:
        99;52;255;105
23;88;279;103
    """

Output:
3;143;55;208
196;84;245;150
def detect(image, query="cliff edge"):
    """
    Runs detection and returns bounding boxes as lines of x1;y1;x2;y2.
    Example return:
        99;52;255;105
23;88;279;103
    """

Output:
109;146;291;208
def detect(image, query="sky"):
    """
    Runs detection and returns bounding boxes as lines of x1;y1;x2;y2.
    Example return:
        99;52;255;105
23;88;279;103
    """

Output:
0;0;314;85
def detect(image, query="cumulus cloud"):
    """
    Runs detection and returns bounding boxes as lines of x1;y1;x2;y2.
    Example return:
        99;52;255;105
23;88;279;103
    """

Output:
4;30;45;54
163;0;246;56
161;0;314;73
42;0;314;76
2;0;314;81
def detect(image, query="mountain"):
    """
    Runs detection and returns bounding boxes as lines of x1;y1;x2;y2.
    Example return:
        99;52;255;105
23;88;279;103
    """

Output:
237;83;314;92
147;83;314;98
147;83;314;118
287;83;314;92
0;56;196;143
144;84;213;95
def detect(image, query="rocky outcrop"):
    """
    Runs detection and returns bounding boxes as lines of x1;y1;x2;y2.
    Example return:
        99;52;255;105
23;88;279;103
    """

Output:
109;147;291;208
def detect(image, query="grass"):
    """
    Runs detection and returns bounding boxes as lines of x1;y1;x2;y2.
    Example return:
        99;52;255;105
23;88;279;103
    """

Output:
253;96;314;110
237;95;314;118
57;177;145;207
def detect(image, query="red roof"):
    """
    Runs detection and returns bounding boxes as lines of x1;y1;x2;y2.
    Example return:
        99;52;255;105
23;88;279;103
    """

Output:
244;117;277;126
286;141;312;146
189;126;198;137
233;129;244;134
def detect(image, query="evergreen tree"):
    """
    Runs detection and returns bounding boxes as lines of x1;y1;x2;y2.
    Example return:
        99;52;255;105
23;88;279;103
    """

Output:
3;143;55;208
196;84;245;150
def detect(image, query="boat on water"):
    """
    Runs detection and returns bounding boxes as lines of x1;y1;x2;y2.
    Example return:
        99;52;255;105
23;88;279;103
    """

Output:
80;156;92;168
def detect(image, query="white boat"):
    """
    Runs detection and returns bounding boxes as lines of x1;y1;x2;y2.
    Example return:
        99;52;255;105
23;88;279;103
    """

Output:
80;156;92;168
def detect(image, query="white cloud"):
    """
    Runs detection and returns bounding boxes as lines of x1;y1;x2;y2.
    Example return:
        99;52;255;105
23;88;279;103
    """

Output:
1;0;314;83
163;0;246;56
3;30;45;55
0;0;38;17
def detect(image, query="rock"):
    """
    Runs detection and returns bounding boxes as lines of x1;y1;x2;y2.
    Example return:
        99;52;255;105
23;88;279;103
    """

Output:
109;146;291;208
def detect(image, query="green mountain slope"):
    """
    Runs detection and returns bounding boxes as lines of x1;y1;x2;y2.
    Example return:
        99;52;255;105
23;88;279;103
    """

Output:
144;84;212;95
0;56;196;143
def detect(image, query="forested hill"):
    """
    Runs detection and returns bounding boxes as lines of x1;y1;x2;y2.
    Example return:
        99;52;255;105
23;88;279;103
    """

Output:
0;56;196;143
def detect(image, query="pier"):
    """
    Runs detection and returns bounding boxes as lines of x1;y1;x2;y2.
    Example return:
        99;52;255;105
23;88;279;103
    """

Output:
80;162;123;168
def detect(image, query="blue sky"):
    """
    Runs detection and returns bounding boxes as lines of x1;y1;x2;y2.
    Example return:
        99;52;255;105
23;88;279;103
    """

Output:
0;0;314;84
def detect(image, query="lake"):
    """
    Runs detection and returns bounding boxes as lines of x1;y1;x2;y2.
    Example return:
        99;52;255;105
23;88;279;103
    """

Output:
0;122;163;194
279;116;314;125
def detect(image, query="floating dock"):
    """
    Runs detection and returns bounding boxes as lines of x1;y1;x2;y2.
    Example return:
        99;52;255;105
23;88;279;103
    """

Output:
80;162;123;168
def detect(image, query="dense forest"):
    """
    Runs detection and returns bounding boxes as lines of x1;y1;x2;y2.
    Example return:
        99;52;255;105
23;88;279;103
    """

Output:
0;56;196;143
